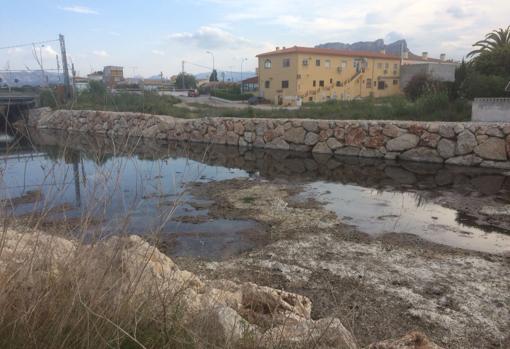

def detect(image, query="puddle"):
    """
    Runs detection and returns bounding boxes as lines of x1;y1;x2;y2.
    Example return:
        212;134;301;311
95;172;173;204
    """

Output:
304;182;510;254
1;129;510;256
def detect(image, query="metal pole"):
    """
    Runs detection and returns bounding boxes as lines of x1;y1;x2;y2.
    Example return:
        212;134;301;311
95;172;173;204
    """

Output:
181;60;185;89
240;58;247;93
206;51;215;80
59;34;71;100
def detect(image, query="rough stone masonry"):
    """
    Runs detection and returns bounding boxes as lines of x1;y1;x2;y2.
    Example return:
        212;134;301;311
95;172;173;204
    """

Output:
27;108;510;169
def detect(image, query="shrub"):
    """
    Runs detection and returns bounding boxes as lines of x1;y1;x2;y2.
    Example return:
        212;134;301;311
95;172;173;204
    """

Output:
460;72;510;99
404;74;446;101
415;91;450;114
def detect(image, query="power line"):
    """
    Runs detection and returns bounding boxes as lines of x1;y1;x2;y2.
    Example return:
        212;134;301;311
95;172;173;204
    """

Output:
0;39;59;51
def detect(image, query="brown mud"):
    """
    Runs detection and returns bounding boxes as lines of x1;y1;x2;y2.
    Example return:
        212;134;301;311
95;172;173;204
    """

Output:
175;178;510;349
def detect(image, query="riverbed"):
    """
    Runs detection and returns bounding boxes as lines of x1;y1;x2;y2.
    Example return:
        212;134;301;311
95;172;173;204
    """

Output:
1;129;509;257
1;129;509;347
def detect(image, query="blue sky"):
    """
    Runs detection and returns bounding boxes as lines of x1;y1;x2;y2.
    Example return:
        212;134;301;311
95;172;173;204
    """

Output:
1;0;509;77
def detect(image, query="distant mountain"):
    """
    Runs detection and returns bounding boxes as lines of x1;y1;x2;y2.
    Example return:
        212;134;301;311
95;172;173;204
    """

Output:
194;71;256;82
315;39;408;56
0;71;62;87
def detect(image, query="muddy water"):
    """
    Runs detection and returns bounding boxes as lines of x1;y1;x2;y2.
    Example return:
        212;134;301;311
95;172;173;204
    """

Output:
1;129;509;257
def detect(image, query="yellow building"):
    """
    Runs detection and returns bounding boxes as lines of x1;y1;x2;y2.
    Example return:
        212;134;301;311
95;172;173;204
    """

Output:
257;46;402;106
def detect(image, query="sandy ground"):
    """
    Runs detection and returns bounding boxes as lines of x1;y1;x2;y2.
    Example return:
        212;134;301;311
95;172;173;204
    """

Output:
174;178;510;349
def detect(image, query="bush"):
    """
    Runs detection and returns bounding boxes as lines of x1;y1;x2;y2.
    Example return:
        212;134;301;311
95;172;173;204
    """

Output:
211;88;252;101
404;74;446;101
460;72;510;99
415;91;450;114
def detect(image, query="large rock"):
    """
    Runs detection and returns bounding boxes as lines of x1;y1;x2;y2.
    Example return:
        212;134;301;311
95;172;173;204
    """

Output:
386;134;420;152
304;132;320;146
302;120;319;132
283;127;306;144
382;124;402;138
345;127;366;146
267;138;290;150
262;318;358;349
437;138;455;159
445;154;483;166
455;130;477;155
335;146;361;156
399;147;443;163
312;142;332;154
0;229;360;349
326;138;343;150
438;125;455;138
474;137;507;161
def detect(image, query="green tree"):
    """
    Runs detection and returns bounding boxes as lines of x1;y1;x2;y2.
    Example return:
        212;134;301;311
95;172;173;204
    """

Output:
403;73;445;101
471;46;510;77
209;69;218;82
87;80;106;97
467;26;510;58
460;72;509;99
175;73;197;89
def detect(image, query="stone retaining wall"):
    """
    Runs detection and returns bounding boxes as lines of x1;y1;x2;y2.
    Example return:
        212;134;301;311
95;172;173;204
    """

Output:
27;108;510;169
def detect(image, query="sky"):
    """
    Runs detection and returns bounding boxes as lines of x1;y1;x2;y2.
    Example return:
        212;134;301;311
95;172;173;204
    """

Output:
1;0;509;78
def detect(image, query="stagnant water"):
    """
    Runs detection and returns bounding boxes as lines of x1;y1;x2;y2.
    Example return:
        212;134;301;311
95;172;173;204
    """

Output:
1;129;509;257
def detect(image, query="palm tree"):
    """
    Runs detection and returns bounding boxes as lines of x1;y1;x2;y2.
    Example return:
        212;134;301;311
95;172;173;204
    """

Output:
467;26;510;58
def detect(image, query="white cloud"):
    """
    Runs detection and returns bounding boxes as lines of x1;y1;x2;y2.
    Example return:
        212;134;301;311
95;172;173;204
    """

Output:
59;5;98;15
93;50;109;57
152;50;165;56
108;31;121;36
168;26;253;49
205;0;510;59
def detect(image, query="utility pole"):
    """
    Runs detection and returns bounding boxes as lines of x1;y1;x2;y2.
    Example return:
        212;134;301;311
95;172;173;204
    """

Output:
240;58;247;93
181;60;185;89
71;62;77;98
56;55;61;82
59;34;71;101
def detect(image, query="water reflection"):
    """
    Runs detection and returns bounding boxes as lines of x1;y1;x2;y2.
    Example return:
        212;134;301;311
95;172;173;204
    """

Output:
1;129;509;255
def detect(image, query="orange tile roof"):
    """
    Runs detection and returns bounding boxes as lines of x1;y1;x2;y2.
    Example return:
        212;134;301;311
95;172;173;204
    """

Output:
257;46;401;60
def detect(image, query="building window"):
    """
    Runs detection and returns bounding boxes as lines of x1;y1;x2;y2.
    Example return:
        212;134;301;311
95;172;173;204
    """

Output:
384;70;388;75
366;78;372;88
393;79;399;85
378;81;386;90
377;62;383;69
316;59;320;66
283;58;290;67
325;59;331;68
393;63;398;70
264;59;272;69
374;81;377;87
313;80;316;87
282;80;289;88
329;78;333;84
303;59;309;66
319;80;324;87
297;74;301;79
384;63;389;69
393;70;397;76
264;80;270;88
309;96;313;102
336;81;341;87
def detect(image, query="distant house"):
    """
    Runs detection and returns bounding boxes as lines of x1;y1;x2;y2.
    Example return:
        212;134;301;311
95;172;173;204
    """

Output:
241;76;258;92
103;66;124;88
87;71;103;81
142;79;174;91
400;51;459;88
257;46;402;106
73;77;89;92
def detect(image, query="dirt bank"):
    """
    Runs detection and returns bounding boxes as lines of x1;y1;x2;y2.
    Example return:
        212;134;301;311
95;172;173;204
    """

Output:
175;178;510;349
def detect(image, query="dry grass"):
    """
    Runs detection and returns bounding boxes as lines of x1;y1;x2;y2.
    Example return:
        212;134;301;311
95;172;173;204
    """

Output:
0;133;357;349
